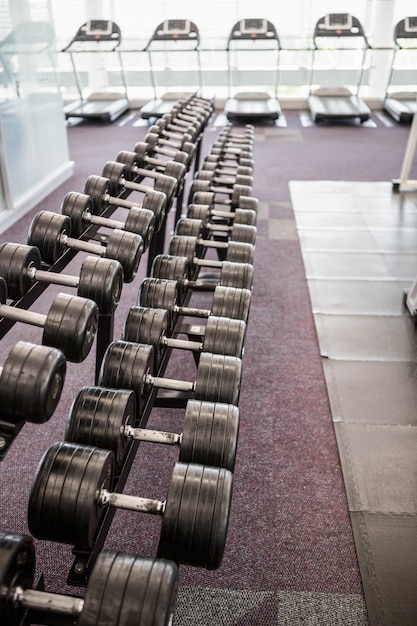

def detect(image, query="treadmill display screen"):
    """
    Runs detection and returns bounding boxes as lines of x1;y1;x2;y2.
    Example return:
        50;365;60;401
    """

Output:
162;20;191;34
324;14;353;31
85;20;113;36
241;19;268;34
405;16;417;32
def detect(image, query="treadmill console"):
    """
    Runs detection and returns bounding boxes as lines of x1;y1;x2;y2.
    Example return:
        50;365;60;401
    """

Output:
405;16;417;33
324;14;353;31
229;19;278;42
151;19;199;41
67;20;122;46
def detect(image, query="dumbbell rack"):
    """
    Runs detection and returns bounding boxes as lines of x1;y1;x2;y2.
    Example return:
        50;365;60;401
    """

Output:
0;95;255;623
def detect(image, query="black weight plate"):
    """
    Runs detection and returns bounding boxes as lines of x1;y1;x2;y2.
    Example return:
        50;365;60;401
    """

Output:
142;190;166;231
79;551;178;626
175;217;204;239
179;400;240;471
27;441;114;549
188;180;209;205
164;160;185;182
168;235;198;263
27;211;70;264
151;254;191;304
83;175;111;214
158;462;233;569
133;141;150;164
230;224;256;245
125;208;155;250
211;286;251;322
101;161;126;196
234;208;257;226
98;341;154;417
0;243;42;300
0;276;6;304
61;192;92;237
66;386;136;472
194;352;242;405
0;532;35;625
187;204;210;222
78;256;123;316
192;191;215;209
151;254;191;282
124;307;169;369
239;195;258;212
203;316;246;358
105;230;143;283
154;174;176;200
219;261;253;291
225;241;254;264
0;341;66;424
43;293;98;363
138;279;178;330
116;150;137;177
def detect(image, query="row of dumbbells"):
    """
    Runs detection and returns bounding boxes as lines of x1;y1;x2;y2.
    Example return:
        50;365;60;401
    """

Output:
0;96;225;625
0;110;255;625
0;97;215;445
24;119;257;575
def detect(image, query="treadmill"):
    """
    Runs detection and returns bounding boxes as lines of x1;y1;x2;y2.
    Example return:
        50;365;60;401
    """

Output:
140;19;202;120
63;20;129;123
308;13;371;124
224;18;281;123
384;17;417;124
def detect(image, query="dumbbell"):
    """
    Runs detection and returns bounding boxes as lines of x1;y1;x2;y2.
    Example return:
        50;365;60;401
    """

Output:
209;143;253;162
0;341;66;425
187;202;257;227
61;191;155;251
148;120;197;146
151;254;254;296
194;169;254;189
116;149;186;191
192;189;258;214
101;160;178;207
0;277;97;363
0;532;178;626
27;211;143;283
153;112;201;141
144;129;196;162
205;152;254;171
28;440;233;569
0;243;123;316
133;138;190;168
83;175;167;233
202;157;253;178
169;232;254;265
176;216;257;247
99;340;242;415
124;306;246;367
65;386;239;472
188;178;253;209
139;277;251;332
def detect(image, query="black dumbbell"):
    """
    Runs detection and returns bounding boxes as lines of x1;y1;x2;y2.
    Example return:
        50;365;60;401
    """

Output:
65;386;239;472
0;341;66;425
27;211;143;283
195;169;254;189
0;532;178;626
176;216;257;247
188;179;253;209
202;157;253;178
210;143;253;162
133;139;190;168
83;175;167;232
0;277;97;363
124;306;246;367
61;191;155;251
169;233;254;265
144;130;196;163
151;113;201;141
0;243;123;316
147;120;197;147
192;189;258;214
205;152;254;171
116;150;186;191
28;440;233;569
151;254;254;296
102;160;177;206
99;340;242;415
187;202;257;227
139;278;251;332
